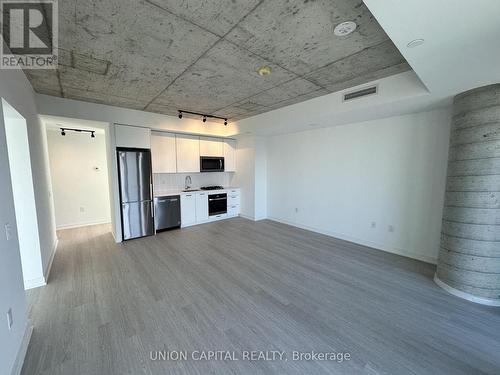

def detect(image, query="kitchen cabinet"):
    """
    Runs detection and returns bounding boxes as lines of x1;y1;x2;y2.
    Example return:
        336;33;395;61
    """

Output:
228;204;240;217
115;124;151;149
223;139;236;172
195;192;209;223
151;132;176;173
176;134;200;173
227;189;241;217
180;193;196;227
200;136;223;157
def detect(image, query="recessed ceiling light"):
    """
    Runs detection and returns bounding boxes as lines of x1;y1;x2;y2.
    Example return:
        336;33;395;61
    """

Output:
334;21;357;37
257;65;272;76
407;39;425;48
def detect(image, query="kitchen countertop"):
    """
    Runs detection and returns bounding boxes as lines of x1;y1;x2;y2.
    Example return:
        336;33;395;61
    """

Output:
154;187;240;198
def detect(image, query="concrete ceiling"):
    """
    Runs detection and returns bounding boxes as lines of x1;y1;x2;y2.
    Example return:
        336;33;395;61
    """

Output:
25;0;410;122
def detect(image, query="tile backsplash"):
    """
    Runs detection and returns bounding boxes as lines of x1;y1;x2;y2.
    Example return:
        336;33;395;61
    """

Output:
153;172;235;191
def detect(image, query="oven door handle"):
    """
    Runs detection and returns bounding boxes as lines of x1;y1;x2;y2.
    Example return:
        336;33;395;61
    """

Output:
209;198;227;201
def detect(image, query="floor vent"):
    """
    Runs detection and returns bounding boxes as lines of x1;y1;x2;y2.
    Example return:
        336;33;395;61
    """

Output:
343;85;378;102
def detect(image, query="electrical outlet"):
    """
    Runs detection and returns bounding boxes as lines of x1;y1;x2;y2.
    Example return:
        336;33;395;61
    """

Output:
388;225;395;233
294;207;299;213
80;207;85;213
4;223;12;241
371;221;376;228
7;308;13;330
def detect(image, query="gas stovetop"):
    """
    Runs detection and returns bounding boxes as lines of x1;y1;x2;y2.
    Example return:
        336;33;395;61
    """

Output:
200;185;224;190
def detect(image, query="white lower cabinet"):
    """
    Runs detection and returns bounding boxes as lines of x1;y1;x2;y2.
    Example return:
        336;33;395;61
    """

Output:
180;188;240;227
180;193;196;227
195;192;209;223
228;204;240;217
227;189;240;217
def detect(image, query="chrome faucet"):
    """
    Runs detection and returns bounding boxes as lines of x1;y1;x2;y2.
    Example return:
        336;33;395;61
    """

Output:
185;175;192;190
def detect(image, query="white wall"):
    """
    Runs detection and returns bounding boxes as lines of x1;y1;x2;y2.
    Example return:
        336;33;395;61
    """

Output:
0;100;29;375
266;108;451;264
233;136;256;219
3;103;44;289
0;46;56;375
232;135;268;220
46;128;111;229
36;94;229;136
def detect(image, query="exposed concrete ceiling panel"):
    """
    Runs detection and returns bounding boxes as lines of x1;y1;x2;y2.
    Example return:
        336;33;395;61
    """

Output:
304;40;410;92
24;70;61;96
145;0;261;36
145;41;297;113
58;0;219;101
241;78;329;107
224;0;391;75
24;0;411;121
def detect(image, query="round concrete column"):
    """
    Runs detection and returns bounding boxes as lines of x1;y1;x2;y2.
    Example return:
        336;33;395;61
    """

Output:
435;83;500;306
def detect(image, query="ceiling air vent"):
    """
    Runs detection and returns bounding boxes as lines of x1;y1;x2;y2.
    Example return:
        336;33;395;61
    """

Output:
343;85;378;102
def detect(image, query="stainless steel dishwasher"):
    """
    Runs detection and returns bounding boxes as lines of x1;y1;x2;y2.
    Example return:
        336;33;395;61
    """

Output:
154;195;181;231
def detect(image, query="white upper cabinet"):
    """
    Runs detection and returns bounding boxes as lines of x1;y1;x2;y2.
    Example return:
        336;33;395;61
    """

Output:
151;132;177;173
115;124;151;149
176;134;200;173
223;139;236;172
199;136;223;157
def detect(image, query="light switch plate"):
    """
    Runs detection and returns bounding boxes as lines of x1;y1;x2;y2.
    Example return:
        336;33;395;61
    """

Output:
4;223;12;241
7;308;13;330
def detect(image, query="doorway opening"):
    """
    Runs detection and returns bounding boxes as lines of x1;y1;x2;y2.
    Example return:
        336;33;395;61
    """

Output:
42;117;112;232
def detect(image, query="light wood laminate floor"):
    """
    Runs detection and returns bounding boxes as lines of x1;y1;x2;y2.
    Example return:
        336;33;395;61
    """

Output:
22;218;500;375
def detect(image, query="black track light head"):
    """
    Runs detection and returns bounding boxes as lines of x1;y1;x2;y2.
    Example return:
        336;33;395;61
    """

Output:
202;116;207;123
178;111;183;119
61;128;66;136
224;119;228;126
91;131;95;138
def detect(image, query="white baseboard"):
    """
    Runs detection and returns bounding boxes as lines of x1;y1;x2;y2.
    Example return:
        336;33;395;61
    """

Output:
434;274;500;306
56;219;110;230
10;321;33;375
268;216;438;265
43;237;59;283
24;276;46;290
240;213;267;222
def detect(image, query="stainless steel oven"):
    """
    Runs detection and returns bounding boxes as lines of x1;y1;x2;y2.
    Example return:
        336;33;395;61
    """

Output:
200;156;224;172
208;193;227;216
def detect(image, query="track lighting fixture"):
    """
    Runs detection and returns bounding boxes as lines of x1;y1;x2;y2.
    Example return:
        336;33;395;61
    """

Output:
177;110;228;126
60;127;96;138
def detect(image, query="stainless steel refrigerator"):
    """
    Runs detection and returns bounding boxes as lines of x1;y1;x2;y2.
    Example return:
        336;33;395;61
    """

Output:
117;148;154;240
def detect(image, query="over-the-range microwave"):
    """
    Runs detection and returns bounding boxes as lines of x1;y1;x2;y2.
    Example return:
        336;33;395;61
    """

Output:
200;156;225;172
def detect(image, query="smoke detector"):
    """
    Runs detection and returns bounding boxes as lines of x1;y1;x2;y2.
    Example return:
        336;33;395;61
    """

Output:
334;21;357;37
